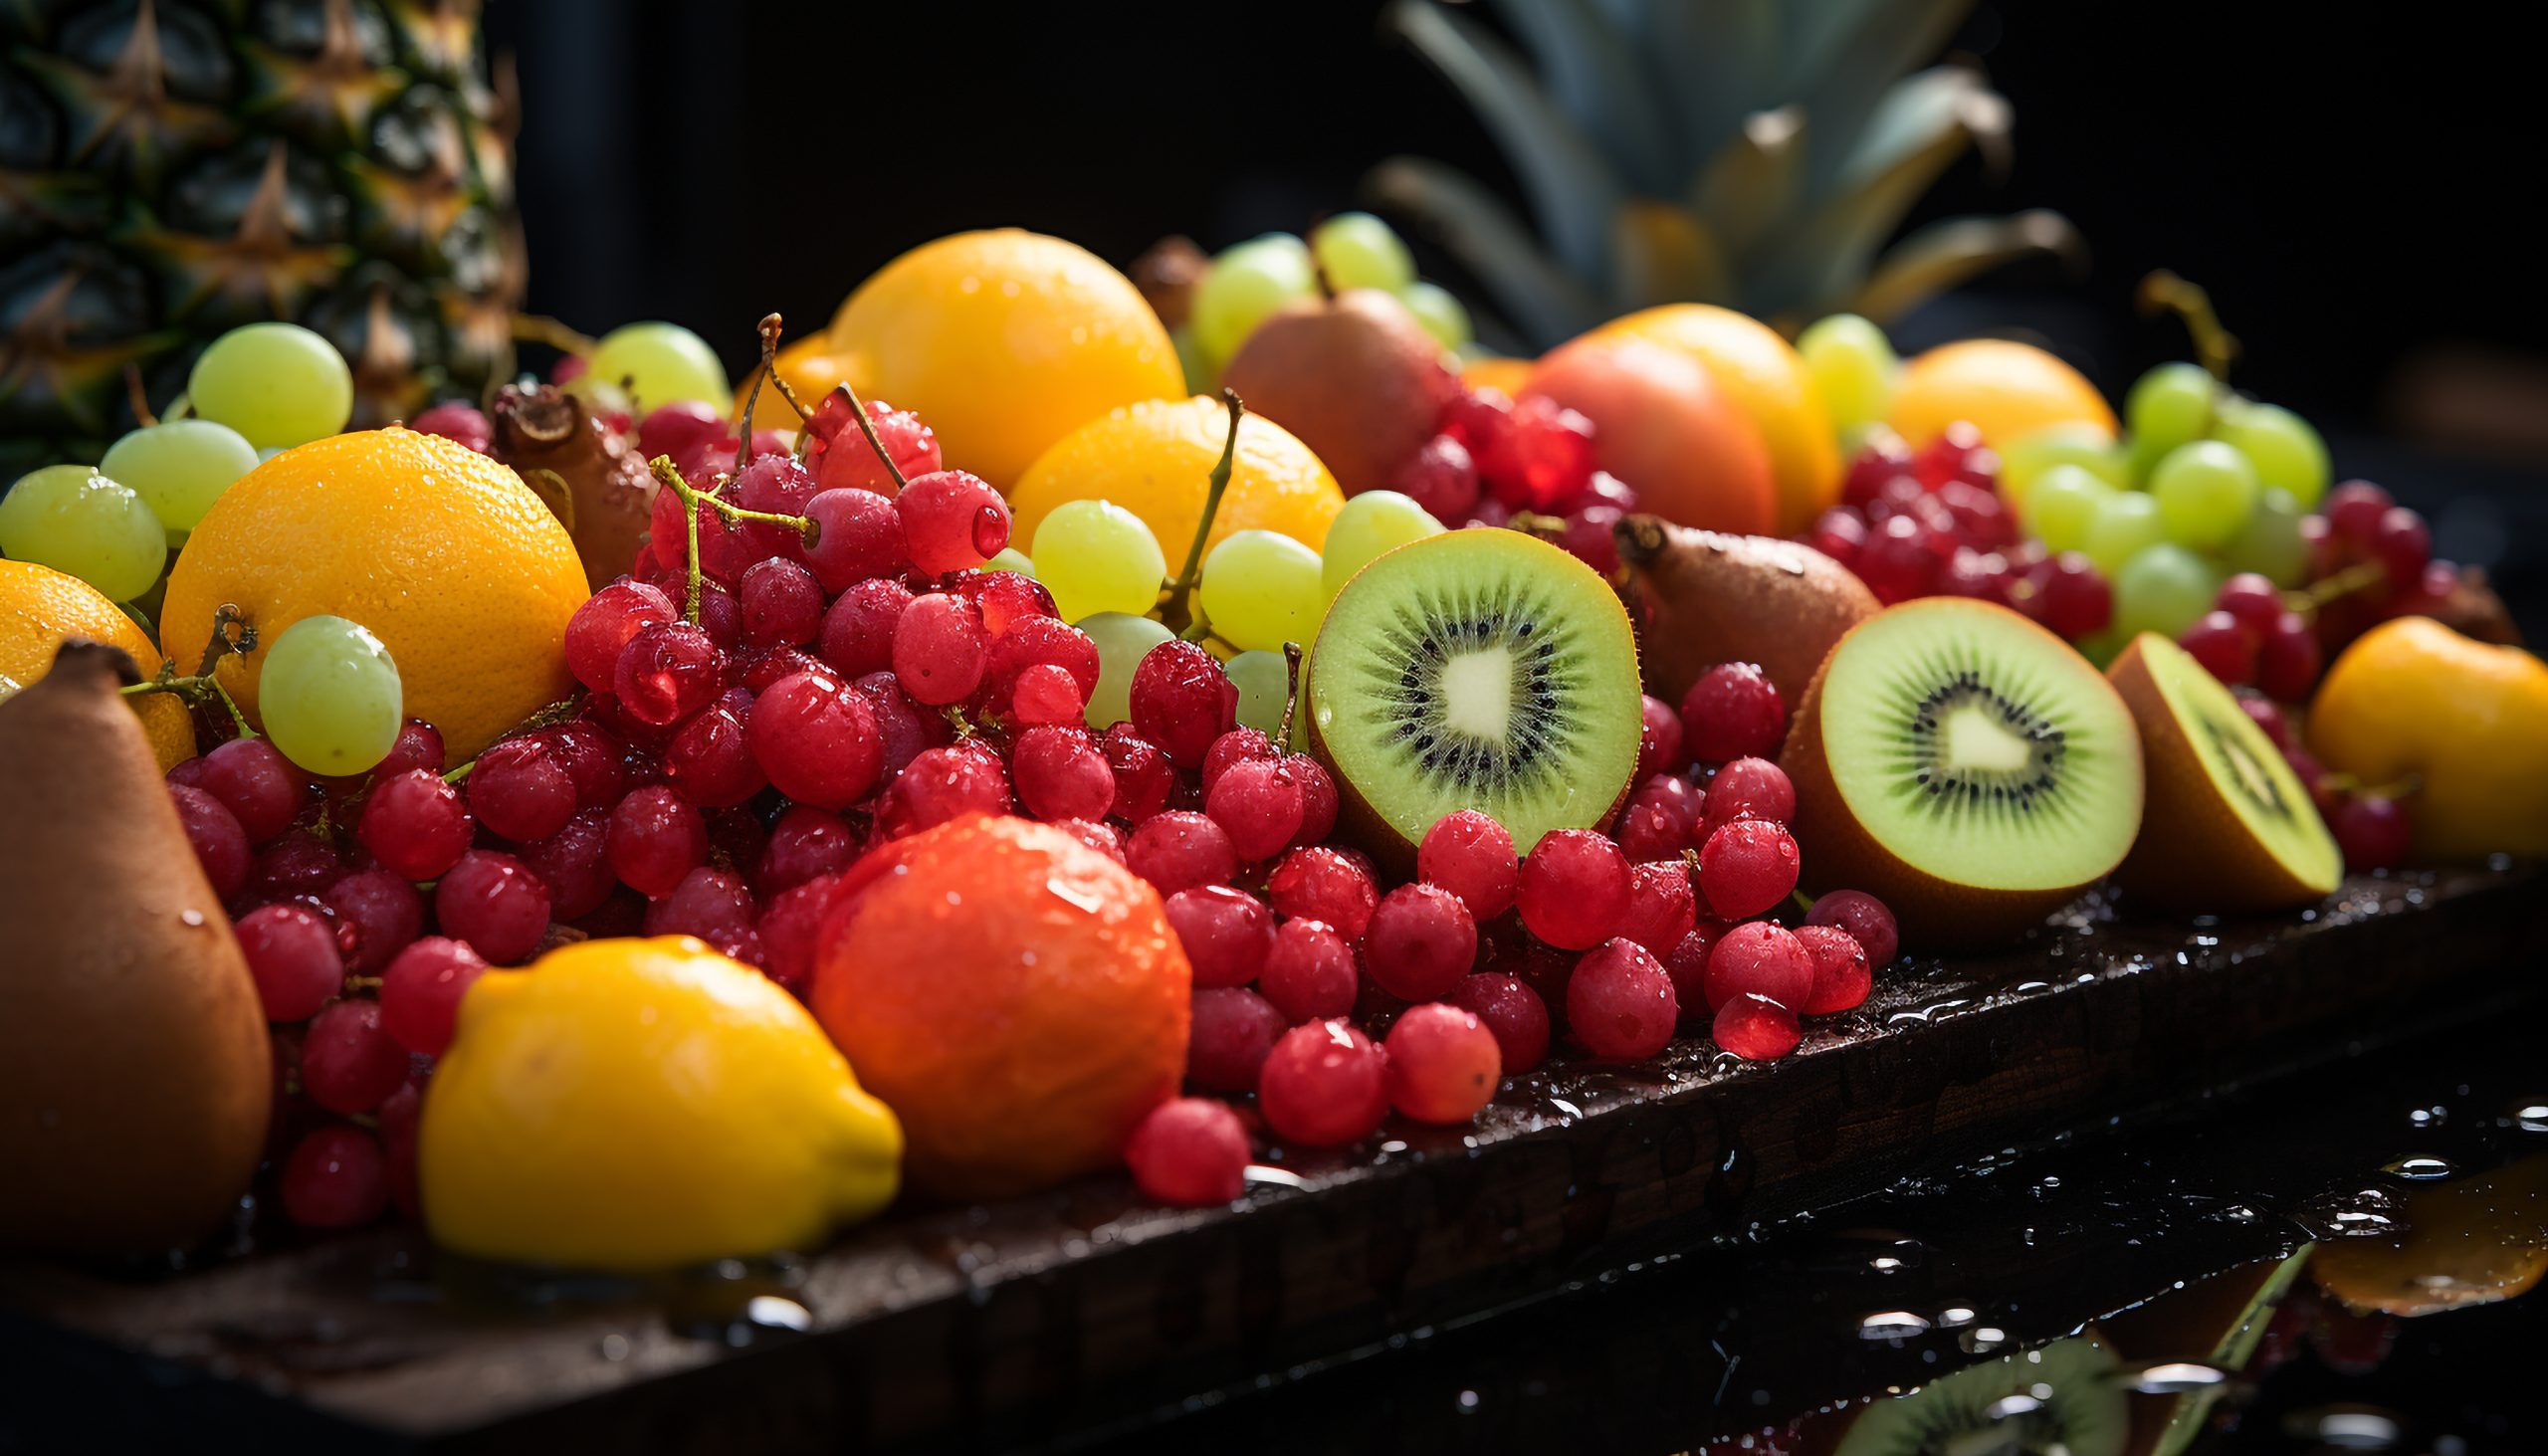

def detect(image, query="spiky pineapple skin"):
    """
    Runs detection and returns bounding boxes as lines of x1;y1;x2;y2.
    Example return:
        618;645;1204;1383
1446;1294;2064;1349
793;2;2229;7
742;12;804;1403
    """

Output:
0;0;524;479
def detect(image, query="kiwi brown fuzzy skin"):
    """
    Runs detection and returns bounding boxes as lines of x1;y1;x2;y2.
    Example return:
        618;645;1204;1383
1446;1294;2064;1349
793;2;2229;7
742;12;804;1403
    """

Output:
1614;516;1877;709
1778;606;2144;953
2107;636;2338;913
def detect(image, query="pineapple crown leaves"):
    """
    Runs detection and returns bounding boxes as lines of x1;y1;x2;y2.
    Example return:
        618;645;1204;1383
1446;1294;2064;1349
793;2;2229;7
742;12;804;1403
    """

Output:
1368;0;2082;344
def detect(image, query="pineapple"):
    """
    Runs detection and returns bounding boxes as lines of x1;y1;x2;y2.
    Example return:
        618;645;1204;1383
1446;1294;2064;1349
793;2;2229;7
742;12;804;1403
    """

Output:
0;0;524;478
1368;0;2078;347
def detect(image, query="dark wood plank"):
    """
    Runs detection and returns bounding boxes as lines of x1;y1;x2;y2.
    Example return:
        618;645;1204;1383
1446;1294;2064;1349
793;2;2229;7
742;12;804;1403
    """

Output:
4;865;2542;1452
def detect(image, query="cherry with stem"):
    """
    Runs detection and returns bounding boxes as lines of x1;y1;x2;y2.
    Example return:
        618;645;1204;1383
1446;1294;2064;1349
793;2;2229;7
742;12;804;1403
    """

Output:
1156;389;1245;637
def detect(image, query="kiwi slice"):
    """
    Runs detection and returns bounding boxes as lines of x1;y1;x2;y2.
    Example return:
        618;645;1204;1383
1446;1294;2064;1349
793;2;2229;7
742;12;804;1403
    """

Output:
1833;1332;2131;1456
1782;599;2145;950
1307;528;1641;864
2108;633;2341;911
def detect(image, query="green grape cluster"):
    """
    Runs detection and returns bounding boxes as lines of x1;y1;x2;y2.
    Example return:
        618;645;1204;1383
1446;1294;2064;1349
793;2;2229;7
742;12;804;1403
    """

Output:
1999;356;2332;651
1180;214;1473;388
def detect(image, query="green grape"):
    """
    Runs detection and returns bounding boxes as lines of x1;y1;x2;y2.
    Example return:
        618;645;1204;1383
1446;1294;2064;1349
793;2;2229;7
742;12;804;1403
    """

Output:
1197;528;1325;653
2212;398;2330;509
187;322;353;450
0;465;168;601
1034;499;1168;621
2021;464;2113;553
1399;281;1471;350
258;614;403;776
1190;235;1317;361
1079;612;1176;729
100;419;260;543
2077;490;2165;576
2148;439;2259;550
2222;487;2310;588
1309;212;1415;294
587;321;731;409
1998;425;2130;509
2111;543;2220;641
1224;649;1292;735
1320;490;1443;602
2123;361;2217;459
984;546;1037;578
1797;313;1898;435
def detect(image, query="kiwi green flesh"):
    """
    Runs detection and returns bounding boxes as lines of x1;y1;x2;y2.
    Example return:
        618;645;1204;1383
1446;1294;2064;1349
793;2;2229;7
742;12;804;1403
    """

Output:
1820;605;2139;892
1309;530;1640;856
2135;633;2340;892
1833;1333;2128;1456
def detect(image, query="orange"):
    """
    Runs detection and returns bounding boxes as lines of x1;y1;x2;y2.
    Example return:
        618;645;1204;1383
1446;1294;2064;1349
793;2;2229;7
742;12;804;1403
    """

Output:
1522;334;1775;534
160;427;587;760
1889;338;2118;450
827;229;1183;488
1009;394;1346;559
1460;354;1534;397
1594;304;1840;535
810;815;1190;1199
2307;616;2548;861
0;558;193;771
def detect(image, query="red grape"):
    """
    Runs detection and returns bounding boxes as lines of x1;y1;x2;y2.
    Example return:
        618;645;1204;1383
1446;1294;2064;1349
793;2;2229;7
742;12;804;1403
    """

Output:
1199;727;1277;796
566;580;677;693
1841;434;1916;508
662;703;766;808
1129;639;1237;767
280;1124;386;1229
817;576;914;677
2025;552;2112;640
1805;507;1867;567
1416;808;1519;921
168;783;251;900
1125;810;1238;895
2324;481;2394;545
1125;1097;1250;1207
357;769;473;882
801;487;907;591
896;470;1010;574
198;735;305;844
1713;992;1801;1061
1363;883;1479;1001
614;621;726;727
518;808;616;923
1257;1019;1389;1146
373;720;446;779
1702;757;1795;834
1803;890;1898;967
1446;971;1551;1074
1567;937;1676;1060
878;742;1012;836
414;399;492;453
1186;986;1288;1093
1660;923;1727;1025
1165;884;1273;988
756;874;845;992
1696;818;1800;920
748;671;883;808
756;806;856;897
466;736;575;843
435;849;551;963
320;868;424;974
2178;610;2257;686
1383;1003;1502;1125
2255;612;2323;703
1680;662;1787;763
1205;756;1306;862
1618;860;1698;953
301;1000;408;1113
953;568;1057;637
1794;924;1872;1015
2214;572;2284;636
1478;396;1595;512
244;829;342;907
642;865;756;943
2369;507;2431;587
538;720;627;808
235;903;343;1021
1855;514;1940;603
739;558;824;648
637;400;723;462
1393;433;1481;521
1098;725;1173;822
2332;795;2412;871
606;784;708;897
1265;846;1378;937
1010;663;1086;727
1636;695;1685;779
891;591;989;706
1259;918;1358;1023
1516;829;1630;950
1701;921;1812;1012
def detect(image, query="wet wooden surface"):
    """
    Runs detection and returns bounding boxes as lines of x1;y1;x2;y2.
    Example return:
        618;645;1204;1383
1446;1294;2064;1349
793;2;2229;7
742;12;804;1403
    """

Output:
4;865;2542;1453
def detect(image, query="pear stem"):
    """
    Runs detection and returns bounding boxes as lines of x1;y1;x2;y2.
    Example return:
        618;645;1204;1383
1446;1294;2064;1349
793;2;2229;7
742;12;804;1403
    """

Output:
649;456;820;624
1277;640;1304;753
2137;271;2240;383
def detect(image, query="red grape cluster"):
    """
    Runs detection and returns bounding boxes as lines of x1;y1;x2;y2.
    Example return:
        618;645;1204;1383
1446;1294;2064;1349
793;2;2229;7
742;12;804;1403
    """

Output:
1389;385;1637;576
2232;694;2413;874
1808;426;2107;635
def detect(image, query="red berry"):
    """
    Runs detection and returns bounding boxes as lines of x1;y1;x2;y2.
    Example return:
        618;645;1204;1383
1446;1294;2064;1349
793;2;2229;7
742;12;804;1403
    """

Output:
896;470;1010;574
1126;810;1238;894
1806;506;1867;567
2255;612;2323;703
320;868;425;974
877;742;1012;836
2025;552;2112;640
2368;508;2431;588
643;865;756;946
662;702;765;808
519;807;614;923
748;671;883;808
1199;727;1277;796
1696;818;1800;920
1478;396;1595;512
753;806;855;898
2324;481;2394;545
1616;801;1688;864
1441;387;1514;454
1265;846;1378;936
1795;924;1873;1014
466;736;575;843
1713;992;1801;1060
637;400;724;465
1129;639;1238;767
1854;514;1940;603
1567;937;1676;1060
168;783;251;900
280;1125;387;1229
605;784;707;897
1802;889;1899;968
1125;1097;1250;1206
1660;923;1727;1024
301;999;408;1113
799;487;907;591
1202;756;1305;863
855;670;950;786
234;903;343;1021
1186;986;1288;1093
739;557;825;648
614;621;726;727
199;735;306;844
414;399;492;453
2178;610;2258;686
1364;883;1479;1001
817;576;914;677
354;769;471;882
1636;694;1685;778
1287;756;1338;847
566;580;678;693
1680;662;1787;763
1010;663;1086;727
892;591;989;706
435;849;551;963
1516;829;1630;950
1702;757;1795;835
1416;809;1519;921
1004;725;1111;822
373;720;446;779
808;392;941;496
1447;971;1551;1074
953;568;1056;637
379;936;488;1056
1700;921;1812;1012
757;873;847;992
1618;860;1698;952
1384;1003;1502;1125
2332;795;2413;871
1841;434;1916;508
1165;884;1274;988
1260;918;1359;1023
2214;572;2284;636
1257;1019;1389;1146
1098;725;1173;823
980;617;1103;720
1393;433;1481;520
537;720;627;808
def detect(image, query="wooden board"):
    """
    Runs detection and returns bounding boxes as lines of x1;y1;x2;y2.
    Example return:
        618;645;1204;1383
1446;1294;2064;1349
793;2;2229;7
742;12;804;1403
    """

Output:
4;865;2543;1453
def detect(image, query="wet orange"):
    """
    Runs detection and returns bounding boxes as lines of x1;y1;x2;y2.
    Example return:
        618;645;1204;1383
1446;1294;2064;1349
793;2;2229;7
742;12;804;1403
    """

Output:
809;815;1191;1199
0;558;193;771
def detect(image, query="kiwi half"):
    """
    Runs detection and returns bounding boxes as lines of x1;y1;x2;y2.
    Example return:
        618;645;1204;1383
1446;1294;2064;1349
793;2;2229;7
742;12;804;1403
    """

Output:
1832;1332;2130;1456
2107;632;2340;911
1782;598;2145;950
1307;528;1641;867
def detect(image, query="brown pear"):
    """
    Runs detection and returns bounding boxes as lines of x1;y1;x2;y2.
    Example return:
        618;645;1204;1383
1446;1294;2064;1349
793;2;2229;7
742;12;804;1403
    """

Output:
489;382;658;590
1614;515;1879;708
1219;287;1460;496
0;642;272;1256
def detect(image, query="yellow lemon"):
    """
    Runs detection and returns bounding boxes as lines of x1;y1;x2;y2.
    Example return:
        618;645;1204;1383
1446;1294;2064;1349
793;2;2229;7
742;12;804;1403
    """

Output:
2308;616;2548;861
1010;394;1346;561
0;558;193;771
1594;304;1840;535
1889;338;2118;450
159;427;587;760
828;229;1183;488
419;936;902;1271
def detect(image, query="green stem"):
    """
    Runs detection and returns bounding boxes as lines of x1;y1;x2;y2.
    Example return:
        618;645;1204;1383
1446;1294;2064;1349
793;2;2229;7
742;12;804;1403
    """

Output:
830;376;911;495
1277;641;1304;754
1168;390;1245;597
1178;606;1216;643
2291;560;2388;614
732;313;784;462
648;456;820;625
2137;270;2240;383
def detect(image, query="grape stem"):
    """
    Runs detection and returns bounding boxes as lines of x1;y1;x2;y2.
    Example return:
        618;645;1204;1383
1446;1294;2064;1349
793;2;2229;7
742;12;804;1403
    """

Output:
731;313;785;463
827;375;913;495
1277;641;1304;753
511;312;598;356
124;605;263;737
2137;271;2240;383
122;671;255;738
647;456;821;624
1157;389;1246;634
2319;770;2422;802
123;363;159;429
2289;560;2389;615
